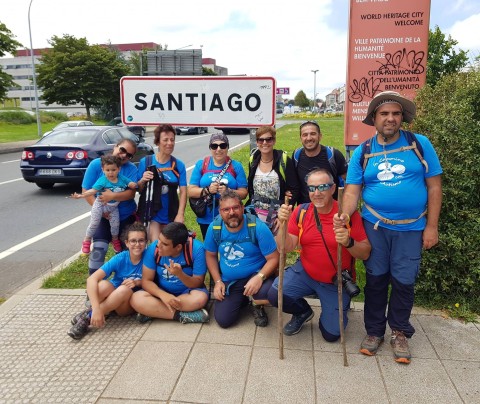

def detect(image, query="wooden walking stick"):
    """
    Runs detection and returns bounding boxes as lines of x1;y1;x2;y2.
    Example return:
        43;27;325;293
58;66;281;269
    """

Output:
336;187;348;366
277;195;290;359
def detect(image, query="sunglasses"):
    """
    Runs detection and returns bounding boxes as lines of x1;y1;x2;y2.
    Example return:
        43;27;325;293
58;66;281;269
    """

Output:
257;137;274;144
118;146;134;160
300;120;321;130
210;143;228;150
307;183;334;192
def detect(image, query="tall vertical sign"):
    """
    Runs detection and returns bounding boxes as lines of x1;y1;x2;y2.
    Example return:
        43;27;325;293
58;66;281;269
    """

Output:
345;0;431;151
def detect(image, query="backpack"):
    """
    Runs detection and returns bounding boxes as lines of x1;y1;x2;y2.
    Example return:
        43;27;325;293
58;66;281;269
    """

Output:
201;156;236;178
293;145;337;181
154;231;196;268
211;212;258;247
359;130;428;173
249;148;287;182
145;154;180;180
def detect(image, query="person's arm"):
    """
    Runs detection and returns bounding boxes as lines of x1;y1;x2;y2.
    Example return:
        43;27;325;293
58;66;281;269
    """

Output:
164;258;205;288
97;188;135;203
333;226;371;260
234;187;248;199
243;250;279;297
423;175;442;249
275;203;298;253
86;269;108;328
141;265;180;312
71;188;97;199
174;186;187;223
336;183;362;225
206;250;225;301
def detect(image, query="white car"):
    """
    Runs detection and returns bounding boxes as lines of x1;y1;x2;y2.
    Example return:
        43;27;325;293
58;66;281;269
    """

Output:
42;120;94;137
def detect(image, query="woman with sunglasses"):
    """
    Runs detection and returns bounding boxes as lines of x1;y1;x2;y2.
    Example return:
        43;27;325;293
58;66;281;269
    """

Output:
246;126;296;234
137;124;187;242
188;133;248;238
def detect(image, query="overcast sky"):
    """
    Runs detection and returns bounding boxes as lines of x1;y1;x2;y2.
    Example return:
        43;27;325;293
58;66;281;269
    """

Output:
2;0;480;100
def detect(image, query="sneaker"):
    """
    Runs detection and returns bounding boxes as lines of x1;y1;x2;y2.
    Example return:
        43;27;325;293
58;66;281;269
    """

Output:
112;239;122;254
71;309;91;325
283;309;314;336
136;313;153;324
67;311;90;340
81;240;91;255
391;330;411;364
252;304;268;327
178;309;210;324
360;335;384;356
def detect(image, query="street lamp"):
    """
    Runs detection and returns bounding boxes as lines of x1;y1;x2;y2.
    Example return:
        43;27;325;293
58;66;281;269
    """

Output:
311;69;318;112
28;0;42;137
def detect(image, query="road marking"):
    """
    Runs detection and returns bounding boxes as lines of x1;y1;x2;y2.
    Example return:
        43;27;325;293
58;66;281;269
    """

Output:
0;178;23;186
2;159;20;163
0;211;91;261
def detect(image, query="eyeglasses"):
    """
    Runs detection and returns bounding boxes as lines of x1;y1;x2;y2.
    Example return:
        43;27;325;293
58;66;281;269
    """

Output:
128;239;146;245
307;183;334;193
118;146;134;160
210;143;228;150
300;121;321;130
257;137;274;143
220;205;242;214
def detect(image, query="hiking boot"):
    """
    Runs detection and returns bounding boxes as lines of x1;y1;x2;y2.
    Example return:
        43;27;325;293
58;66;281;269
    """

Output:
81;239;91;255
112;239;122;254
390;330;411;364
71;309;91;325
360;335;384;356
67;311;90;340
136;313;153;324
252;304;268;327
283;309;314;336
177;309;210;324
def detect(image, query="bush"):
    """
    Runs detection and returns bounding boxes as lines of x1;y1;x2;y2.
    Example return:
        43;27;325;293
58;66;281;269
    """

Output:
0;110;36;124
412;70;480;313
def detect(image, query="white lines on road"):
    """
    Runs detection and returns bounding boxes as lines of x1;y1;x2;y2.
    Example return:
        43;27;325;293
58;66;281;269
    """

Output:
2;159;20;163
0;178;23;186
0;211;91;261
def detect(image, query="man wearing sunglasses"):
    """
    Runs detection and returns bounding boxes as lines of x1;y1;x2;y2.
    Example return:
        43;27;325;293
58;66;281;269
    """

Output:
289;121;348;204
82;139;139;278
268;169;370;341
204;189;279;328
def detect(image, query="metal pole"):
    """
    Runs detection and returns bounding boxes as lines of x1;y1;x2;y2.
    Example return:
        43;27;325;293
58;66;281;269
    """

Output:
311;70;318;112
28;0;42;137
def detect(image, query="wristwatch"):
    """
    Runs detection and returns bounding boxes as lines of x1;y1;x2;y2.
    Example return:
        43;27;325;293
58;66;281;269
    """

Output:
346;237;355;249
257;272;266;281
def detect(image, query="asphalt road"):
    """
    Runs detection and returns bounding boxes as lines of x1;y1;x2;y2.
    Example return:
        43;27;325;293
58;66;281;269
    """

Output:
0;130;252;299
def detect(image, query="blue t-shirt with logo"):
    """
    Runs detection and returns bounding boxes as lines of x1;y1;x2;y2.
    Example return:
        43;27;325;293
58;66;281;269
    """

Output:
143;238;207;295
100;250;144;288
189;158;248;225
92;174;133;206
203;215;277;282
346;131;442;231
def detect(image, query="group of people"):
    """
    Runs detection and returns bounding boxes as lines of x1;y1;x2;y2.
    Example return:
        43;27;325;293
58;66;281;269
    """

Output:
67;91;443;365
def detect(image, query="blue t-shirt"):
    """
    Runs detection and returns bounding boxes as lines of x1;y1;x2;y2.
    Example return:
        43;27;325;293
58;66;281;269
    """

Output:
92;174;133;206
137;155;187;224
82;158;138;220
189;158;248;224
346;131;443;231
203;215;277;282
100;250;144;288
143;238;207;295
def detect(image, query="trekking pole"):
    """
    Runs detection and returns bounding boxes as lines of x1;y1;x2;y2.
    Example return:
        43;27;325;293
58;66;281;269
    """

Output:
336;187;348;367
277;195;290;359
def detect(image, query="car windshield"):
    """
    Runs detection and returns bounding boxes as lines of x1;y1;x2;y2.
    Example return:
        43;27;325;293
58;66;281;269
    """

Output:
37;129;98;145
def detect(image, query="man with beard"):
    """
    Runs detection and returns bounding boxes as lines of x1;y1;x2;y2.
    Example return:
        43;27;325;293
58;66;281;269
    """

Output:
268;169;370;341
337;91;442;364
289;121;347;204
204;189;279;328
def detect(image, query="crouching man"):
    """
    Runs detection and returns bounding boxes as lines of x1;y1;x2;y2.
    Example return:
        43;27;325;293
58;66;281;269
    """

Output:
268;169;371;341
131;222;210;324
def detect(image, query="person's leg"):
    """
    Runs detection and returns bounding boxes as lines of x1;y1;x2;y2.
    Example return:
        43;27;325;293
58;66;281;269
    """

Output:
314;282;351;342
214;279;250;328
148;221;166;243
387;230;422;338
96;282;135;316
199;223;210;240
176;289;209;312
85;200;103;239
130;290;176;320
363;221;392;337
88;218;112;276
107;206;120;238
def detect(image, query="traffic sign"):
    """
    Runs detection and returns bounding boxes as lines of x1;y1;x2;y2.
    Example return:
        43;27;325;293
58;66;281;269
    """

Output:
276;87;290;95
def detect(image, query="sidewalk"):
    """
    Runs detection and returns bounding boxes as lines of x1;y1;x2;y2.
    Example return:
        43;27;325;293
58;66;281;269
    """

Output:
0;272;479;404
0;139;37;154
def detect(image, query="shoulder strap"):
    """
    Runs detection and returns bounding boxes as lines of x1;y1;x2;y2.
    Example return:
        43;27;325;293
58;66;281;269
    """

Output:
360;137;374;171
212;213;258;246
279;150;287;182
325;146;337;179
212;216;223;244
155;235;195;267
403;130;428;172
293;147;303;168
296;203;310;245
201;156;211;175
245;212;257;246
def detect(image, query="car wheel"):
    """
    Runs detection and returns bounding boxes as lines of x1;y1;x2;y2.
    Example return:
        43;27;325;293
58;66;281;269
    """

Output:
196;127;201;135
36;182;55;189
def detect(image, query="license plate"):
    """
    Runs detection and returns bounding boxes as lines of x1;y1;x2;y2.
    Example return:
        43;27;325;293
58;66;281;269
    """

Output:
38;169;62;175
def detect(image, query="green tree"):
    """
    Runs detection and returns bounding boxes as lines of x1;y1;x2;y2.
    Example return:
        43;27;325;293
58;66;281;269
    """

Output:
427;26;469;87
412;69;480;313
294;90;310;108
0;22;22;101
202;67;217;76
36;35;131;120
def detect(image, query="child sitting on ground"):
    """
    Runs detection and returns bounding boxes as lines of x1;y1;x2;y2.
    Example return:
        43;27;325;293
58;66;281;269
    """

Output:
71;155;137;254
